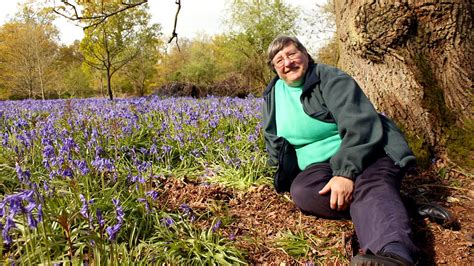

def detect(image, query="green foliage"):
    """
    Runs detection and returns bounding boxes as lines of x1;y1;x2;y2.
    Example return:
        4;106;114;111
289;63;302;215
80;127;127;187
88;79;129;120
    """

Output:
446;119;474;170
413;53;454;126
141;215;246;264
316;35;339;66
54;42;94;98
274;228;349;264
275;230;314;258
156;37;218;87
224;0;300;91
405;133;431;169
62;65;94;98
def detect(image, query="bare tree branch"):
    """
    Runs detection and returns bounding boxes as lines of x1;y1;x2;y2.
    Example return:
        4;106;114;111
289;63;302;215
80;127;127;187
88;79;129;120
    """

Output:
168;0;181;51
52;0;182;49
52;0;148;30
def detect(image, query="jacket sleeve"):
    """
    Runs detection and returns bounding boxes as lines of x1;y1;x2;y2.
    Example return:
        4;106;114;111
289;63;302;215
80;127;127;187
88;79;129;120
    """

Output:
262;91;281;167
320;72;383;179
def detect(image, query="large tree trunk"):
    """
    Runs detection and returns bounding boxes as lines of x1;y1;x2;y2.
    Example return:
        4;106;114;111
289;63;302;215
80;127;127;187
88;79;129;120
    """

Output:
334;0;473;164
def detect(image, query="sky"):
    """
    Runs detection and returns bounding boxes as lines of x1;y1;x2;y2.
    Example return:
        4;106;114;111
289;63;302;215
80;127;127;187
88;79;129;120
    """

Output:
0;0;330;51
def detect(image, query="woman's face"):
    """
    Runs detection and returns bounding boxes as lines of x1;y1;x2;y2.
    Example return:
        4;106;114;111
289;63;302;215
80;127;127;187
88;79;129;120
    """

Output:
272;43;309;87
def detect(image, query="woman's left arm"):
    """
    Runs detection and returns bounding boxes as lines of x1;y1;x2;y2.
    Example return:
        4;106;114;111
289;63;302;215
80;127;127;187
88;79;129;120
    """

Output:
321;73;384;180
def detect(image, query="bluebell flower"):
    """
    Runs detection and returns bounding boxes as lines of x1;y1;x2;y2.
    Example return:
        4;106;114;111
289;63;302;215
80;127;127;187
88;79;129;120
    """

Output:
17;130;33;148
14;118;28;129
27;212;38;228
136;161;151;172
161;145;172;154
179;204;192;216
161;217;174;227
15;163;31;184
42;158;51;170
61;137;79;154
106;223;122;241
62;168;73;178
96;209;104;227
106;198;124;241
43;145;55;159
24;200;36;213
75;160;89;175
139;147;148;155
137;198;150;213
92;157;114;172
2;132;9;147
149;144;158;155
247;134;257;142
146;190;159;201
2;215;16;245
0;201;5;217
212;219;222;233
79;194;90;219
113;199;124;223
94;146;104;157
37;204;43;222
130;174;138;183
179;203;196;222
191;149;201;158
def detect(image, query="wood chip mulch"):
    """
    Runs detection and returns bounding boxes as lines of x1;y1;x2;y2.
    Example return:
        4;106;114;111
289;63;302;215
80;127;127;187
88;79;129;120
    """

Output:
154;168;473;265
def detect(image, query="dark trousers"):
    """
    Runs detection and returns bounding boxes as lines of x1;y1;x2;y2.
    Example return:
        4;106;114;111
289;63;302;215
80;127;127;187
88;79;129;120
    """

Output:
290;156;418;255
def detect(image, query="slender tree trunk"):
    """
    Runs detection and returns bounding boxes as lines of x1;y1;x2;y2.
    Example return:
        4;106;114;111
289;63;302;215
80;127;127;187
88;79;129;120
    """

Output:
99;75;104;97
106;67;113;100
33;28;46;100
36;55;45;100
334;0;473;163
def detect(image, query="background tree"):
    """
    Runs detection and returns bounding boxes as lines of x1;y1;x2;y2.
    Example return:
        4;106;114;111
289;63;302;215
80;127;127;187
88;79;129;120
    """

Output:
0;6;59;100
223;0;299;92
80;2;160;100
54;41;94;98
333;0;473;168
118;24;163;96
154;38;191;85
306;0;338;66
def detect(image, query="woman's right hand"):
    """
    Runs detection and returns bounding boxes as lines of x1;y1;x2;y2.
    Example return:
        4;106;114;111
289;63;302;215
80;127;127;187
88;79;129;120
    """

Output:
318;176;354;211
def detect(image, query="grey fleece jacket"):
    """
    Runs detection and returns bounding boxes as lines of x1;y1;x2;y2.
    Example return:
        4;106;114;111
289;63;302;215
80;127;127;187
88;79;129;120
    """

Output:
262;63;415;180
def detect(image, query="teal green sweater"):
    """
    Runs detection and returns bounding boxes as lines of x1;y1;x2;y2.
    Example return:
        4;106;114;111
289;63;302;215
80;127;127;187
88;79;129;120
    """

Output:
275;79;341;170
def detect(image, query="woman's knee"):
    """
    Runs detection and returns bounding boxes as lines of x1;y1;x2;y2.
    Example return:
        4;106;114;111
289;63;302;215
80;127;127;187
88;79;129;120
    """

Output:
289;180;312;208
290;180;348;219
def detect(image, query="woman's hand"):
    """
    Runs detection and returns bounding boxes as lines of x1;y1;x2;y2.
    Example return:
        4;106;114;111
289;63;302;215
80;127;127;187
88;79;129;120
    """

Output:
319;176;354;211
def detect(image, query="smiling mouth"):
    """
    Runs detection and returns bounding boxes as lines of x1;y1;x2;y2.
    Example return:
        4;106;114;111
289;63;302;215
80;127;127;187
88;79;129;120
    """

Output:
284;67;299;74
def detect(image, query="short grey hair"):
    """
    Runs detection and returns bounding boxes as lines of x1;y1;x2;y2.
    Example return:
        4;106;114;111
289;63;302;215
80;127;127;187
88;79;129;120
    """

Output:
266;35;314;72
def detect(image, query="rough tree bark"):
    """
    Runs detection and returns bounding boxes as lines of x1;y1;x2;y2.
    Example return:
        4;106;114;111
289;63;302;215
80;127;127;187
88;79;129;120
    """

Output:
334;0;473;164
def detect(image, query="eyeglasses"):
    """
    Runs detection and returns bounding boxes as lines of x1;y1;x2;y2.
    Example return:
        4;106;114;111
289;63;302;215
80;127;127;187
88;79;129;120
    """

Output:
272;50;301;68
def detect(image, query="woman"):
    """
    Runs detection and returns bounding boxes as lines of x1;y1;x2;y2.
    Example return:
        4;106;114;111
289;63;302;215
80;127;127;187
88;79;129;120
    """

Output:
262;35;419;265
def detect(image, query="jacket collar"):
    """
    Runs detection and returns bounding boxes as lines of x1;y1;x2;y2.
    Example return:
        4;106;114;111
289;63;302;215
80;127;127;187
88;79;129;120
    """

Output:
263;63;321;96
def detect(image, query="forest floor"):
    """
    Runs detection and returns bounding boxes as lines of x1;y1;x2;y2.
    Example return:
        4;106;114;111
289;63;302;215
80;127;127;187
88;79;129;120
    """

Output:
157;164;473;265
